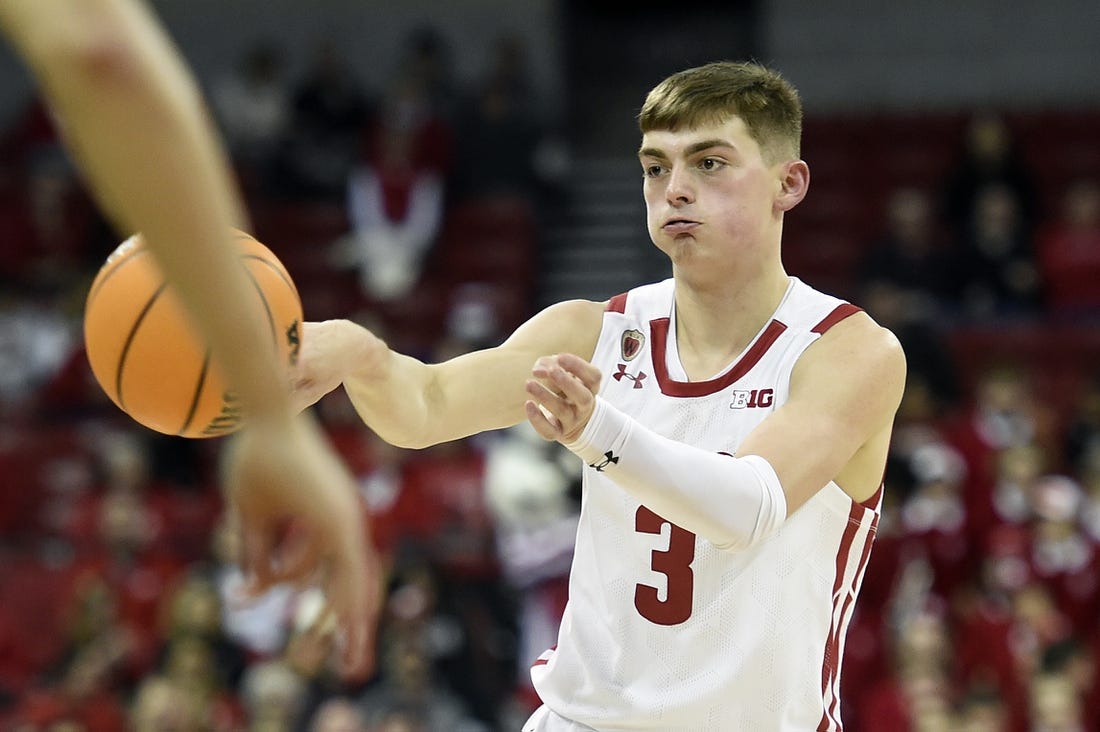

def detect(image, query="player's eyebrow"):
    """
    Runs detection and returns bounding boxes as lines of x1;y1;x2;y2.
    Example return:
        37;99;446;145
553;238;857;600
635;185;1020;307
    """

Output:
638;139;737;160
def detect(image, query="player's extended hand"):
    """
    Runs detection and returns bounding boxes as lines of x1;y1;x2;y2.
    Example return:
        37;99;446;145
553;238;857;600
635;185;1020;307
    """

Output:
220;412;382;680
290;320;386;413
525;353;602;444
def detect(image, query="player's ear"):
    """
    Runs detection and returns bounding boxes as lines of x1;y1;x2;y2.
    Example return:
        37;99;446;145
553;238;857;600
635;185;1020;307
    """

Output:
775;160;809;212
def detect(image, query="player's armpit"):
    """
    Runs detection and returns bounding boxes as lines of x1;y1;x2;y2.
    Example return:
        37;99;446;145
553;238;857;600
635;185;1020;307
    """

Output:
344;298;605;449
735;312;907;513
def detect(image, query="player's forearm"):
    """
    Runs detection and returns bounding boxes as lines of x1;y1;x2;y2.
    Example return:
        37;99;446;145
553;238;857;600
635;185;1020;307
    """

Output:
4;0;291;420
336;321;532;449
327;320;437;449
564;397;787;550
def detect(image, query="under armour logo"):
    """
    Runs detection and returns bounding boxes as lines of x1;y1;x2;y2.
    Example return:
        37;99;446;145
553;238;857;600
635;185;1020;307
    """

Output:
589;451;619;472
613;363;647;389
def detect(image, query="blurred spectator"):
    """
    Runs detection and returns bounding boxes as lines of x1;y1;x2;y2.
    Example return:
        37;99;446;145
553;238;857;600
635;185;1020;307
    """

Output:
943;111;1038;236
858;187;952;322
159;634;241;729
0;281;80;415
899;442;972;600
483;422;578;714
73;432;188;672
952;569;1028;730
334;107;445;303
955;683;1010;731
860;285;961;418
1027;476;1100;634
272;40;372;200
239;659;308;731
392;25;460;132
973;442;1047;549
1036;179;1100;319
451;35;558;205
328;29;461;307
1065;375;1100;477
308;697;368;732
1028;672;1086;732
359;566;487;732
160;573;248;693
5;578;131;732
948;183;1041;320
1040;638;1100;731
373;705;429;732
209;41;291;187
128;674;204;732
0;157;96;291
944;362;1059;514
0;94;63;175
854;608;956;732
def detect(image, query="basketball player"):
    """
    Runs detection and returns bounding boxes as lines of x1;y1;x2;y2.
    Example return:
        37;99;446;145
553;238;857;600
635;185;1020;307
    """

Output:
296;60;905;728
0;0;378;676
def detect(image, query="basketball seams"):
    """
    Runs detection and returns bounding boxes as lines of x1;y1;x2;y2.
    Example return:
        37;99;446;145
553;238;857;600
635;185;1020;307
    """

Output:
177;351;212;436
242;254;300;299
242;264;278;349
115;282;168;410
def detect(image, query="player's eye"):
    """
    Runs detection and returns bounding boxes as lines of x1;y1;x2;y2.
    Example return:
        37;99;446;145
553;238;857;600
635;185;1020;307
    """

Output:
643;164;664;178
699;157;724;171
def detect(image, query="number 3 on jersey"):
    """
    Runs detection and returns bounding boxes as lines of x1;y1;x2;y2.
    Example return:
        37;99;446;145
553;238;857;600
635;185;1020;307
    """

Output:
634;506;695;625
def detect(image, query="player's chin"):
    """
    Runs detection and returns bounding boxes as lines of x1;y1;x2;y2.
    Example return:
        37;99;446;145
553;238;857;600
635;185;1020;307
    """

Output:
658;235;701;262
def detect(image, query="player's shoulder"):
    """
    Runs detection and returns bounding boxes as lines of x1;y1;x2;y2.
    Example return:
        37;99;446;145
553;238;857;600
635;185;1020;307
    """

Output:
805;307;907;381
602;278;675;317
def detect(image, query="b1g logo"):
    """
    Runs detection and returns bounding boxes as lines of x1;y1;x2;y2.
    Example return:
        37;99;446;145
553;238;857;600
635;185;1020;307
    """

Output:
729;388;774;409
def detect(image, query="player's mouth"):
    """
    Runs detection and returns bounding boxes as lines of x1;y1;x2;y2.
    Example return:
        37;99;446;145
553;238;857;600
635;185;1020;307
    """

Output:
662;218;700;235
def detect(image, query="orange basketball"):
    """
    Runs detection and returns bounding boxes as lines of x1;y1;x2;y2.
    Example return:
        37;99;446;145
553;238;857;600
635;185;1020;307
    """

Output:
83;229;302;438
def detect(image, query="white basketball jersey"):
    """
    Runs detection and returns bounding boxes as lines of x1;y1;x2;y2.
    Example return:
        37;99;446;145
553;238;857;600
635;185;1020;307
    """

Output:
530;277;881;731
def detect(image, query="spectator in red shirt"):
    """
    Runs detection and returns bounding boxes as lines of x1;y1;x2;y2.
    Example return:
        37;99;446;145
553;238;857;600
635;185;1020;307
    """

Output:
1037;179;1100;319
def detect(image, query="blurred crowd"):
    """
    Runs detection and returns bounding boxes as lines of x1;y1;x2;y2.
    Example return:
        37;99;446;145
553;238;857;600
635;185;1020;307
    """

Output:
0;23;1098;732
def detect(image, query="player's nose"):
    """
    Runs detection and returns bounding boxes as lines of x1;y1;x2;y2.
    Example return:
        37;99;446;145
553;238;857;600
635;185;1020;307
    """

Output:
665;165;695;205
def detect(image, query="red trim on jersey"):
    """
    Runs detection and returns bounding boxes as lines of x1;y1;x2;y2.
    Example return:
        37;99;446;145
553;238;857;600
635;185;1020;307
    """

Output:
860;484;883;510
819;504;864;731
649;317;788;397
811;303;862;334
818;504;879;731
824;512;879;727
606;293;628;313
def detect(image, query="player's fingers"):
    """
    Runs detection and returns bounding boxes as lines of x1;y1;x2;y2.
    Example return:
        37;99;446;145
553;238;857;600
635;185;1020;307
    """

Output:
525;399;561;440
239;523;277;596
549;365;594;406
328;552;378;680
526;377;569;411
337;599;373;680
557;353;603;392
269;533;325;587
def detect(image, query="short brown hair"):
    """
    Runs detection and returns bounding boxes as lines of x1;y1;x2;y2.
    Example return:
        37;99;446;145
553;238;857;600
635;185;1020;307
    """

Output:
638;61;803;164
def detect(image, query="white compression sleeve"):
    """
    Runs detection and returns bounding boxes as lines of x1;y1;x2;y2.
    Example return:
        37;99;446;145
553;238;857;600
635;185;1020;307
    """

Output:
564;396;788;551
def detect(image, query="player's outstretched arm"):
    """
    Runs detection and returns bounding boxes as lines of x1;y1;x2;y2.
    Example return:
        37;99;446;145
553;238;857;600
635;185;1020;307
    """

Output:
0;0;381;676
293;299;606;449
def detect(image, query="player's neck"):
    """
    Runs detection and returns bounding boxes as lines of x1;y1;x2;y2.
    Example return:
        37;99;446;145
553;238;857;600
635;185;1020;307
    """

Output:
672;264;790;378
